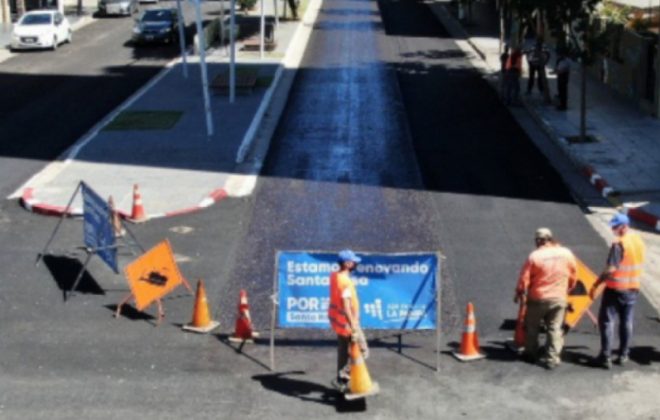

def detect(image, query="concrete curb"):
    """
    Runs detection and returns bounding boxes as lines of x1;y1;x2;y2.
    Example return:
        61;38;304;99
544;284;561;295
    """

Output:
21;186;228;221
430;2;660;233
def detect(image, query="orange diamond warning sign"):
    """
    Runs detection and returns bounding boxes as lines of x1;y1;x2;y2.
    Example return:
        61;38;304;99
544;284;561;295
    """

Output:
125;239;184;311
564;258;600;330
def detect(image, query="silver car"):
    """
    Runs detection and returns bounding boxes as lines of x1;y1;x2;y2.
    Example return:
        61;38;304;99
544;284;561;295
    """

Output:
98;0;138;16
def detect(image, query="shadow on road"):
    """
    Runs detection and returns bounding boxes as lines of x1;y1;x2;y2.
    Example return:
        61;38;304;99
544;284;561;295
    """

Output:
252;371;367;412
42;254;105;300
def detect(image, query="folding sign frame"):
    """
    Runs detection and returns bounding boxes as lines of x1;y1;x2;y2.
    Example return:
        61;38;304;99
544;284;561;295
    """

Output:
36;181;145;301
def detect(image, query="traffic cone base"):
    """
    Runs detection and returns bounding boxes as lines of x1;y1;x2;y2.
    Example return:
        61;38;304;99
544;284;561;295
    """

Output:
183;320;220;334
228;331;260;344
345;382;380;400
452;351;486;362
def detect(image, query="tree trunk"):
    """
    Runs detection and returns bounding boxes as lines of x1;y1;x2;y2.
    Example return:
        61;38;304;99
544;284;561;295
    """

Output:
580;61;587;141
537;9;552;105
16;0;26;17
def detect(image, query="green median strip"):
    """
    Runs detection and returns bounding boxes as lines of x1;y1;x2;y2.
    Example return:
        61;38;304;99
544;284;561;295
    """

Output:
104;111;183;131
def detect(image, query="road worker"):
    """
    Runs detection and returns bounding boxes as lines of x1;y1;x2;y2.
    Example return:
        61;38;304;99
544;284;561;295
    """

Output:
328;249;364;392
515;228;577;369
590;213;646;369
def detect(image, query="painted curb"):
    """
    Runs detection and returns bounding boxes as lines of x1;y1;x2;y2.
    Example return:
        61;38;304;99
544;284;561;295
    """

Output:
21;186;228;221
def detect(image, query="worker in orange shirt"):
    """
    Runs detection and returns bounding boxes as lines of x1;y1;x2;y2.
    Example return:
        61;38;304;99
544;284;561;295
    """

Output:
328;249;364;393
590;213;646;369
515;228;577;369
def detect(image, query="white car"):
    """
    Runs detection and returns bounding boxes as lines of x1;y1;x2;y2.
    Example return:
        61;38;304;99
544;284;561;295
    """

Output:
10;10;72;51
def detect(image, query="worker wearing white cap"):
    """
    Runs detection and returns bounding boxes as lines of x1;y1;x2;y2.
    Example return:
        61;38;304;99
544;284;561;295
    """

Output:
515;228;577;370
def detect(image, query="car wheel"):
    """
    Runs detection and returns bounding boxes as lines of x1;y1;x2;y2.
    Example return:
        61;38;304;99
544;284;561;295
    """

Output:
51;36;58;51
67;30;72;44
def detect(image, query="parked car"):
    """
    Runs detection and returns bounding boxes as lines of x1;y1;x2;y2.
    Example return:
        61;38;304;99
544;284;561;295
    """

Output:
98;0;139;16
10;10;72;51
132;8;179;44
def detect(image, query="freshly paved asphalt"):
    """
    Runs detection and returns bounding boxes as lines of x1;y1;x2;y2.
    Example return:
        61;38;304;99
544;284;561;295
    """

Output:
1;0;660;418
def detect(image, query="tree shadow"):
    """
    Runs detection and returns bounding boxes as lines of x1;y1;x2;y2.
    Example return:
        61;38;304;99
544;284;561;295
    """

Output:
42;254;105;301
251;371;367;412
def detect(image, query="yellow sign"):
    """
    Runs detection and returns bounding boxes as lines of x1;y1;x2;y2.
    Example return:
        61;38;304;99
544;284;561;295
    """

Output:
564;258;601;330
125;239;184;311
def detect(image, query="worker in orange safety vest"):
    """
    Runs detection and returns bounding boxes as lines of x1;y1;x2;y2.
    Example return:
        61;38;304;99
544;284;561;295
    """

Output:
590;213;646;369
515;227;577;370
328;249;364;393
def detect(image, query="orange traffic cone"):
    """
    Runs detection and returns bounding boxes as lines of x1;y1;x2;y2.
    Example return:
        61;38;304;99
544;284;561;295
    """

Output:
182;279;220;333
107;195;125;237
507;300;527;354
130;184;147;222
345;341;380;400
229;289;260;343
452;302;486;362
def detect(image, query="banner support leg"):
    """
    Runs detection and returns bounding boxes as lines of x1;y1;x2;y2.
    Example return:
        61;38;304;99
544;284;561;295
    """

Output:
36;182;82;266
66;249;93;302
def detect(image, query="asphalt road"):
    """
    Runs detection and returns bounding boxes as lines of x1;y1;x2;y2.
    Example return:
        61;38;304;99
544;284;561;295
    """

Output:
1;0;660;418
0;1;217;199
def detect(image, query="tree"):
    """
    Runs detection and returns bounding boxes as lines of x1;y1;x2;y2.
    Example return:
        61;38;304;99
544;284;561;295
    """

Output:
544;0;608;141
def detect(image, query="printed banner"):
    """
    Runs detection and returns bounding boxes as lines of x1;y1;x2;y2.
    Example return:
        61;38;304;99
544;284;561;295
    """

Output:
82;182;118;273
277;252;439;330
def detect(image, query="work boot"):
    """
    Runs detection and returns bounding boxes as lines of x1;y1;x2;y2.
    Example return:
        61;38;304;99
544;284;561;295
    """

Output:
331;378;348;393
594;355;612;370
615;355;629;366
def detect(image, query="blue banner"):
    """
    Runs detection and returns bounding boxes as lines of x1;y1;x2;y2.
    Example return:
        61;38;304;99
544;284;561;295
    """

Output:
277;252;438;330
82;182;118;274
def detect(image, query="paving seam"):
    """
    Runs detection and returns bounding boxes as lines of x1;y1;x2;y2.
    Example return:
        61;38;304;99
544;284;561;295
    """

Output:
428;1;660;233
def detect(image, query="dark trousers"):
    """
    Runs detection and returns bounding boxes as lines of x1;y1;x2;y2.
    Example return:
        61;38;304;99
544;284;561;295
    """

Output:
527;65;544;93
598;288;639;358
337;335;351;382
287;0;298;18
557;73;569;109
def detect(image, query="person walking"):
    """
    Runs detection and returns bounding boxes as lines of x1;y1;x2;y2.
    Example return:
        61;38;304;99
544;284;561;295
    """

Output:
590;213;646;369
524;39;550;95
555;50;570;110
329;249;364;392
499;44;510;100
514;228;577;370
504;47;523;106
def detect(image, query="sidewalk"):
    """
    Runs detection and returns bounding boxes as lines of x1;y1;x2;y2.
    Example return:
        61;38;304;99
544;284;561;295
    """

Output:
427;0;660;314
429;0;660;233
11;0;322;219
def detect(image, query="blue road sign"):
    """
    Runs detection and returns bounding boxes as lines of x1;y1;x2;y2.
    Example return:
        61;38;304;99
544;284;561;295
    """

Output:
277;252;438;330
82;182;118;273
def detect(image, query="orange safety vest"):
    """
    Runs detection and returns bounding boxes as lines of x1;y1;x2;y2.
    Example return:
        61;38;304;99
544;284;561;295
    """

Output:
606;232;646;290
328;271;359;337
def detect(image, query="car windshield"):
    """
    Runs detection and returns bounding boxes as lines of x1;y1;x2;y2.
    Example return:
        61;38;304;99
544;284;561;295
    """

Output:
20;13;52;25
142;10;173;22
105;0;128;3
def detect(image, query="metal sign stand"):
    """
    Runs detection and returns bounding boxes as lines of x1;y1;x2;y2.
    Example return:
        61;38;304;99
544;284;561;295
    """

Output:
269;255;279;371
36;181;146;301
